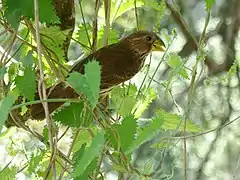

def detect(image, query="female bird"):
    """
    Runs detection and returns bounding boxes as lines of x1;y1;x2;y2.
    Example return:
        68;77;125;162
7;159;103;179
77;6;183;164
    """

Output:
30;31;166;119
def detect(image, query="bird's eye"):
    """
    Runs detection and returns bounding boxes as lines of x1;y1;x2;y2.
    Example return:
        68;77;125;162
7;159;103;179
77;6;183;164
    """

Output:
146;36;152;41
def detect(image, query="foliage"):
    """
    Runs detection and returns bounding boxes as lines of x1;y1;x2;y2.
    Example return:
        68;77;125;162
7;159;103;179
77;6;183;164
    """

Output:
67;60;101;108
3;0;59;29
0;0;229;179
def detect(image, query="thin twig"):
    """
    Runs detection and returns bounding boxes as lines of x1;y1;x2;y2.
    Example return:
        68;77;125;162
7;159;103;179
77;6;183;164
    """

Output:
0;31;16;65
59;128;81;180
93;144;106;179
233;151;240;180
134;0;139;30
57;126;70;142
103;0;111;46
79;0;92;48
92;0;101;51
182;10;211;180
11;98;80;111
33;0;56;178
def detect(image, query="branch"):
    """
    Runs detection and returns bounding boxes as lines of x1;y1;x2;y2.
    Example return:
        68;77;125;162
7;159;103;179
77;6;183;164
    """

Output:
33;0;56;178
103;0;111;46
92;0;101;51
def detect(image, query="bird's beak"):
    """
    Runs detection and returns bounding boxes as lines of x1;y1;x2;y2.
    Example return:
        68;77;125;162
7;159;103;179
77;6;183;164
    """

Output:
152;39;166;52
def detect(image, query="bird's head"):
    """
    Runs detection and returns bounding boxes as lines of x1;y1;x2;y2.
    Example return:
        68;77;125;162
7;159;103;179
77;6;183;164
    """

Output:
122;31;166;55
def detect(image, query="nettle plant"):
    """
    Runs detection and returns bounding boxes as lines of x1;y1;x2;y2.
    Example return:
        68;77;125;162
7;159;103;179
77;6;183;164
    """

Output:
0;0;218;179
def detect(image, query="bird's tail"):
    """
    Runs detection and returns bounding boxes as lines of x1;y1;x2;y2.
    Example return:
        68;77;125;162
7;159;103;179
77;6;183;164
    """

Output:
29;82;78;120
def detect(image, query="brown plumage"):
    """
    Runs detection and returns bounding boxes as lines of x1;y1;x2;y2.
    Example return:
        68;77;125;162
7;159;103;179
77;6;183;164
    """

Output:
29;31;166;119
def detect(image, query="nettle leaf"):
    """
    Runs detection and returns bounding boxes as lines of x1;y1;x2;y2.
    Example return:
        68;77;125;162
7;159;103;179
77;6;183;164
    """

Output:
144;0;166;21
0;93;17;130
67;61;101;108
4;0;59;29
73;144;86;163
4;0;32;29
113;164;127;173
77;24;92;48
28;150;44;174
42;125;49;143
97;28;119;48
111;84;137;117
0;67;7;80
40;26;71;63
21;50;34;68
76;158;98;180
73;131;105;177
15;67;36;101
144;0;165;12
167;54;189;79
53;102;93;128
119;116;137;152
99;0;144;22
157;109;201;132
108;115;137;152
126;114;164;154
73;128;99;153
119;96;136;117
134;87;157;118
73;145;97;180
205;0;215;11
0;167;17;179
38;0;60;24
8;63;18;82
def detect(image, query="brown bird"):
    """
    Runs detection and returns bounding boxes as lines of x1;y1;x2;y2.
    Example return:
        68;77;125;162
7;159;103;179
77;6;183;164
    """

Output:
29;31;166;119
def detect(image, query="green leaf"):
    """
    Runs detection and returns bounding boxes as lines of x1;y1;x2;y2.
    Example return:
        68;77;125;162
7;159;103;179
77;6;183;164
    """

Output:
97;28;119;48
144;0;166;23
8;63;18;81
38;0;60;24
112;164;127;173
168;54;189;79
0;93;17;130
126;115;164;154
168;54;182;69
75;157;98;180
111;84;138;117
73;131;105;177
42;125;49;143
205;0;215;11
40;26;70;64
21;50;34;68
99;0;144;23
158;109;201;132
108;116;137;152
118;116;137;152
67;61;101;108
0;67;6;80
0;167;17;180
73;143;87;163
73;128;99;153
15;67;36;101
119;96;136;117
144;0;165;12
134;87;157;118
28;150;44;174
53;102;93;127
4;0;59;29
77;24;92;48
